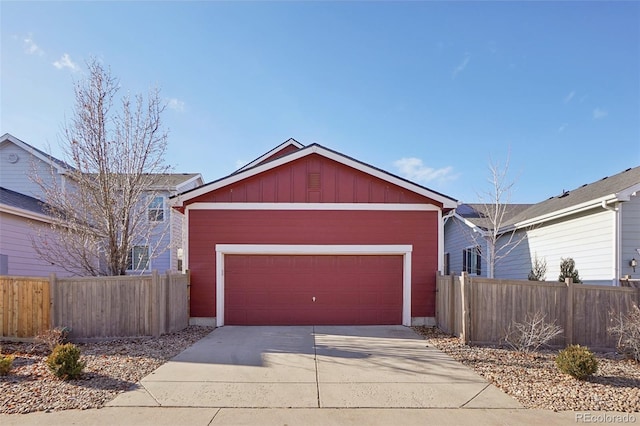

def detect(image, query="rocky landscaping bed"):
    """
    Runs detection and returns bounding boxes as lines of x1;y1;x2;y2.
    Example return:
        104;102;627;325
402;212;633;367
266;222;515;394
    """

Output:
0;325;214;414
2;325;639;415
414;326;640;412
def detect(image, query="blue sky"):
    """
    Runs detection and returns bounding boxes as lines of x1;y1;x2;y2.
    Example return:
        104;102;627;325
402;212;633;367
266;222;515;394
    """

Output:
2;1;639;204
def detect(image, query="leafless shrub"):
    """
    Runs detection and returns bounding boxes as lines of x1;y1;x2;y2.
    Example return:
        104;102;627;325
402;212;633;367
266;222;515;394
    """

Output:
609;304;640;362
35;326;70;352
503;311;563;352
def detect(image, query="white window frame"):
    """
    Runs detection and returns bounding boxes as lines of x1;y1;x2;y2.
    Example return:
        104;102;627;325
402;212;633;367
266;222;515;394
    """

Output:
148;196;165;222
463;246;481;276
127;245;150;271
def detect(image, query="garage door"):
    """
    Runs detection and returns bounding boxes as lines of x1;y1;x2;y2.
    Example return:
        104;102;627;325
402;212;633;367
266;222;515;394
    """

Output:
224;254;403;325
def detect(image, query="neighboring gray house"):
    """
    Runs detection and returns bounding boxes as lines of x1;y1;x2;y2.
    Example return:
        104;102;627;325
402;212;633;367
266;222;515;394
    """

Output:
444;166;640;286
0;133;203;276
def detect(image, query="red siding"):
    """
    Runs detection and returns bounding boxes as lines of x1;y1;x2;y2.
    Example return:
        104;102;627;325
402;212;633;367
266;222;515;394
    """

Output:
188;210;438;319
187;154;441;206
225;255;403;325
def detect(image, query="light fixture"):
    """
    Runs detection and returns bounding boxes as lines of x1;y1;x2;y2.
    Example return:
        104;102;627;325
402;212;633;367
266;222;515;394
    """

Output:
631;258;638;273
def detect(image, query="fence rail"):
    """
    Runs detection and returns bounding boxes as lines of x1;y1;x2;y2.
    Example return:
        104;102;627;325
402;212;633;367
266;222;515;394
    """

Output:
0;271;189;340
436;273;640;351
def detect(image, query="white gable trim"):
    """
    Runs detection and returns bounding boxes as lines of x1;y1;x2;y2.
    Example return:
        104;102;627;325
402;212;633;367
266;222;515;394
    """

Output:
215;244;413;328
185;202;440;211
0;203;55;224
175;174;205;192
0;133;69;174
174;144;457;209
514;194;621;228
235;138;304;173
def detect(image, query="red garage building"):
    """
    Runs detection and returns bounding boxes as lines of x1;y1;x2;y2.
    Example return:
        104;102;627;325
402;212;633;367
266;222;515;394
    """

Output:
172;140;457;327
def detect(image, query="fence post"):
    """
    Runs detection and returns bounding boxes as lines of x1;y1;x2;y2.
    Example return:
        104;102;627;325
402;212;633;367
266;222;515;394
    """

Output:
460;272;471;344
448;273;455;334
151;270;160;337
49;273;56;329
565;277;574;346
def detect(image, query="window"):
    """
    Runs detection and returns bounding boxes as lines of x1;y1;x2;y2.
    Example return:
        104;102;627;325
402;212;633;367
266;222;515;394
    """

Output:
463;246;481;275
443;252;450;275
127;246;149;271
148;196;164;222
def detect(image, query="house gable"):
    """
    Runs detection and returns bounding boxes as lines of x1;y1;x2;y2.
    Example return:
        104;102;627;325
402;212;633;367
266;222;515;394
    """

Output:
174;142;457;210
234;138;304;173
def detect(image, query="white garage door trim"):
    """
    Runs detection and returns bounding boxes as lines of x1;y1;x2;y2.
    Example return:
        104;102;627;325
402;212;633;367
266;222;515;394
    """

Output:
215;244;413;327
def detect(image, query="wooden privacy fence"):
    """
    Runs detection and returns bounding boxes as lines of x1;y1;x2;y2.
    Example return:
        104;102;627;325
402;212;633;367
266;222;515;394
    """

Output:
0;271;189;340
436;273;640;351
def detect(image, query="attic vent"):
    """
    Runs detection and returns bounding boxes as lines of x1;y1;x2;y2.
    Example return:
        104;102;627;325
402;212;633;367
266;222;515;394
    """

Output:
308;173;321;189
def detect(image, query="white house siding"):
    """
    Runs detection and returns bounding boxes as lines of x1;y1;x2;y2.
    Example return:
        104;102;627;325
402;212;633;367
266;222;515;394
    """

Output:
169;207;182;271
620;193;640;279
0;212;74;277
443;217;488;276
0;143;65;201
496;208;615;285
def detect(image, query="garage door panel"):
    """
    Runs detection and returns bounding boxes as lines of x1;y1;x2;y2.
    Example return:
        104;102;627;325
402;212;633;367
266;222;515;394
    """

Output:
225;254;402;325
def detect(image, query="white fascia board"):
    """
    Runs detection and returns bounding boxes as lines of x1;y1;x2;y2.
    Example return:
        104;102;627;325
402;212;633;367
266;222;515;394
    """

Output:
175;174;205;192
235;138;304;173
185;202;439;211
616;183;640;201
316;146;457;209
513;194;620;228
174;144;457;209
451;212;489;237
0;204;55;224
215;243;413;327
216;244;413;255
2;134;69;174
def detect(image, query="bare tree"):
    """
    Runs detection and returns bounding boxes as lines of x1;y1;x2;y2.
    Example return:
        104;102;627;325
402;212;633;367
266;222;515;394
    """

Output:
465;153;529;278
32;59;172;276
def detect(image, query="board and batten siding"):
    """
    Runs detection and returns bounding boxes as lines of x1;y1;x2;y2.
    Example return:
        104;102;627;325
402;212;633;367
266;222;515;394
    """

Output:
0;213;73;277
496;207;615;284
188;209;439;319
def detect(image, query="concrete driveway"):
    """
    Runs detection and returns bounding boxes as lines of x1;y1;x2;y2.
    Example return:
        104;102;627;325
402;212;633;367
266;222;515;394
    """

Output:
108;325;521;409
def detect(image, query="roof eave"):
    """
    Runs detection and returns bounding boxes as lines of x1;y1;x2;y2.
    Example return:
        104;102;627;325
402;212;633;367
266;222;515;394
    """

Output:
172;144;457;209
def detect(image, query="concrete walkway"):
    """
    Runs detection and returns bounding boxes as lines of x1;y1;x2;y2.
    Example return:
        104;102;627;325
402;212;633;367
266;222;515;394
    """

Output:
0;326;591;425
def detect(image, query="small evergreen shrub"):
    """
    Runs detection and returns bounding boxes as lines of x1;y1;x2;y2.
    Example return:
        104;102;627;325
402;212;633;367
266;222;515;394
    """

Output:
556;344;598;379
528;254;547;281
46;343;86;380
558;257;581;283
0;354;14;376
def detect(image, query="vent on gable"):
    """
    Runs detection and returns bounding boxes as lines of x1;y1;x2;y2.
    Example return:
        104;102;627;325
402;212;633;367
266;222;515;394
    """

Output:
308;172;321;190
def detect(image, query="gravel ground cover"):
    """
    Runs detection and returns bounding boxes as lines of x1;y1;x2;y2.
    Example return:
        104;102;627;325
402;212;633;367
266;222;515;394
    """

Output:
2;325;639;414
0;325;214;414
414;326;640;412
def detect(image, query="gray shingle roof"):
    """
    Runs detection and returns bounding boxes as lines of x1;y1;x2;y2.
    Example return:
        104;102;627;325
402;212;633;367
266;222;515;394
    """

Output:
0;187;49;216
505;166;640;226
456;166;640;231
456;203;534;230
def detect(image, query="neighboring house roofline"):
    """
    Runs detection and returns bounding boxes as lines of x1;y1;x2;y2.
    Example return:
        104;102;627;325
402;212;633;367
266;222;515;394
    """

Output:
0;133;73;174
234;138;304;174
171;141;458;209
451;166;640;233
0;187;55;224
509;167;640;229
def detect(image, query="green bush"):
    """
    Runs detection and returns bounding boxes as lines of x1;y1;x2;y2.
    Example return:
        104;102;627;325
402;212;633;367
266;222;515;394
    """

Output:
0;354;14;376
556;344;598;380
46;343;86;380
